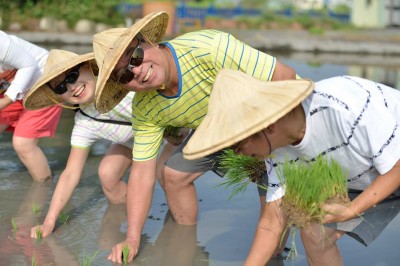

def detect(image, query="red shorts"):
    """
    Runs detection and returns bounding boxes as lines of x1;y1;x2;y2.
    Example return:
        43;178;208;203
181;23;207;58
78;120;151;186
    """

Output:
0;94;62;138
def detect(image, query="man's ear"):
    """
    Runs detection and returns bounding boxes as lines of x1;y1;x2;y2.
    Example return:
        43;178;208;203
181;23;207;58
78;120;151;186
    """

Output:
266;124;275;133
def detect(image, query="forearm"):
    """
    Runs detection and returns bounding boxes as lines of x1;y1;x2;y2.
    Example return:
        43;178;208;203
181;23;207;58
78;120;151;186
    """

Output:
350;160;400;216
43;172;80;227
125;163;156;244
0;96;12;110
244;200;286;265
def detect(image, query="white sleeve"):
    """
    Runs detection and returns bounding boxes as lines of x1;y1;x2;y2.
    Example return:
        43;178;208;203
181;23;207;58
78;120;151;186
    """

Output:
265;158;286;202
0;32;44;101
350;103;400;175
70;114;97;149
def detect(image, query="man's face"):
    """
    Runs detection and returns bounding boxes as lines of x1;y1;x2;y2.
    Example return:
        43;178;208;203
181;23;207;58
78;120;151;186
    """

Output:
111;35;167;93
233;131;271;160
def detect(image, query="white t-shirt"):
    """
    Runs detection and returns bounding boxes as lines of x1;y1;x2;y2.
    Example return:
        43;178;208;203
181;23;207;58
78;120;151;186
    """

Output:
71;92;134;149
266;76;400;202
0;31;48;101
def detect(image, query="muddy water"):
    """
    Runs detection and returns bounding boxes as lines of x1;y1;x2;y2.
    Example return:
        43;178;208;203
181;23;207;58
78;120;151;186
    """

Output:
0;48;399;266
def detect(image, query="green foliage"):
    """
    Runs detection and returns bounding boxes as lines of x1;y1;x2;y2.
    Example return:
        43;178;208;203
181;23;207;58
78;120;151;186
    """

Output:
279;156;348;228
11;217;18;233
163;125;181;138
35;225;42;240
3;0;125;29
218;149;266;199
59;210;70;224
78;250;99;266
32;202;40;217
31;250;38;266
122;245;129;264
332;4;351;14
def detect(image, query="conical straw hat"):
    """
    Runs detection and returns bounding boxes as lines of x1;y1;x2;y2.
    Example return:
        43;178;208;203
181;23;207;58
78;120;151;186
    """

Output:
183;69;314;160
93;11;169;113
23;49;94;110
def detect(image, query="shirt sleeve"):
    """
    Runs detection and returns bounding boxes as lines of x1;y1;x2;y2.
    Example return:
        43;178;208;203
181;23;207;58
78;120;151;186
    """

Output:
0;31;44;101
212;31;277;81
70;114;96;149
131;95;164;161
350;99;400;175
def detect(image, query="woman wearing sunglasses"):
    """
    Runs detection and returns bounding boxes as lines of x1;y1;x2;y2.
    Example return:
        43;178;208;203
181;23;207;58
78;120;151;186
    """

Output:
0;31;62;182
92;11;298;264
25;49;182;239
23;49;134;239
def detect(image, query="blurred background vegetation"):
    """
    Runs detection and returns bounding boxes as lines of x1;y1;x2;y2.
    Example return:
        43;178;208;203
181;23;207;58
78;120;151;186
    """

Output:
0;0;353;33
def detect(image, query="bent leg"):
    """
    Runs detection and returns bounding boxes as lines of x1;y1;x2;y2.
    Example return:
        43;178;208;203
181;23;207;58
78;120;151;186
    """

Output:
164;166;203;225
300;224;345;266
98;144;132;204
13;136;51;182
156;142;180;190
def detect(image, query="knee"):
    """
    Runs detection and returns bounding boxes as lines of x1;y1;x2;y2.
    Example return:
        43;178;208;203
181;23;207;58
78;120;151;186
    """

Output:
98;166;117;191
300;225;339;254
163;167;195;191
12;138;33;155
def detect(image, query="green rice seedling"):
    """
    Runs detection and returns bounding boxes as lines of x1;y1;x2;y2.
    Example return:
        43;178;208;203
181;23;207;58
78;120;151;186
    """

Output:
163;126;185;146
32;202;40;217
35;225;42;240
78;250;99;266
11;217;18;233
218;149;267;199
59;210;70;224
279;155;349;229
122;245;129;264
31;250;38;266
163;125;181;138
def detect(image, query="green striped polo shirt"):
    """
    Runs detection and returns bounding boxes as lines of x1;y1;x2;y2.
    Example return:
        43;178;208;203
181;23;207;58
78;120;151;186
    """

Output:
132;29;277;161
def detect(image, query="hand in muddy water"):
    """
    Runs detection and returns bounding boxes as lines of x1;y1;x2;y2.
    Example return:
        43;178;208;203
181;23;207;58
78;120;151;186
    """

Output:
108;237;138;264
30;223;54;239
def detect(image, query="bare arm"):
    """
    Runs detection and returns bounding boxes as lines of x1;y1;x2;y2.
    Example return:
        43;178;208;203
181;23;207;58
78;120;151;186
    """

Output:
30;147;90;238
323;160;400;223
0;95;13;110
108;158;157;264
271;60;297;81
244;198;286;265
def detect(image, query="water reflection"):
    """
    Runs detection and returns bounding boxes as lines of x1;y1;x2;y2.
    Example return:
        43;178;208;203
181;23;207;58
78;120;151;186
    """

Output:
0;45;399;265
277;51;400;88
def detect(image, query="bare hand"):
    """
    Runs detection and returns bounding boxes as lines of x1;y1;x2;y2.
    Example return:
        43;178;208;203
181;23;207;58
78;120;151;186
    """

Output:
321;203;360;224
30;224;54;239
107;238;139;264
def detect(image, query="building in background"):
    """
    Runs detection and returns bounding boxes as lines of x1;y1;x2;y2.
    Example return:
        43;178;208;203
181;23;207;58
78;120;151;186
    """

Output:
352;0;400;28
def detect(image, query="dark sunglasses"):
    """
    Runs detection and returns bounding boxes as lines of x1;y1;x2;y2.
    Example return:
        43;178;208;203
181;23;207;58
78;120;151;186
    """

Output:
0;79;10;91
116;35;144;84
50;65;81;95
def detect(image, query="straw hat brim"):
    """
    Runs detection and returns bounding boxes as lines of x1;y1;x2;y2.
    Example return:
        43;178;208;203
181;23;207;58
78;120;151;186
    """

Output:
23;52;94;110
94;11;169;114
182;69;315;160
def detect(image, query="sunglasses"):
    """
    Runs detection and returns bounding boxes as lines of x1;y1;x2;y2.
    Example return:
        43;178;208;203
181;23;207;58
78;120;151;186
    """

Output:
0;79;10;91
116;35;144;84
50;65;81;95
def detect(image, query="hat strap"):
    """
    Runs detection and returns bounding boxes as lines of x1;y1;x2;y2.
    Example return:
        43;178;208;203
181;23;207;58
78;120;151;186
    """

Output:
48;96;79;110
43;88;79;110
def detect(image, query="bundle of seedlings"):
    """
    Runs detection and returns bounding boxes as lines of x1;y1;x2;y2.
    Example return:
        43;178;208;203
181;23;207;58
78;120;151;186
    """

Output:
279;156;350;229
163;126;188;146
218;149;267;198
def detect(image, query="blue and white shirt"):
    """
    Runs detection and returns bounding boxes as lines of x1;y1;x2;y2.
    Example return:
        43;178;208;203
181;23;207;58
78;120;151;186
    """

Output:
266;76;400;202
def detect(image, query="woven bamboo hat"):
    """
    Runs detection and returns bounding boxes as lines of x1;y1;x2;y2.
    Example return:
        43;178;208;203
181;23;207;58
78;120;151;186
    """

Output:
93;11;169;113
23;49;94;110
183;69;314;160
